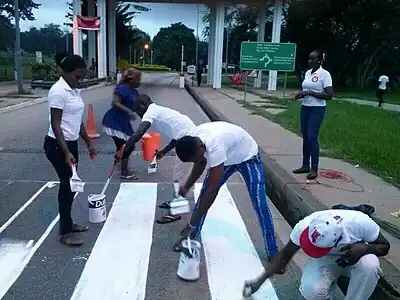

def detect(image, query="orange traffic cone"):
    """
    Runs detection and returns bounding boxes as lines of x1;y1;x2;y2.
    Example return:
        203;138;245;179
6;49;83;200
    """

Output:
86;104;100;138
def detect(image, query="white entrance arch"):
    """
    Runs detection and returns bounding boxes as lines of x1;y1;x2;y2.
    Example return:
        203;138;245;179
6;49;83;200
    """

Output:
72;0;284;90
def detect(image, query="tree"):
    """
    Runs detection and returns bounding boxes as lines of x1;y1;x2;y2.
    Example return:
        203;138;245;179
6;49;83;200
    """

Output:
0;16;14;51
152;23;197;70
0;0;40;21
21;24;66;55
201;1;399;88
286;0;400;87
0;0;40;52
66;0;151;60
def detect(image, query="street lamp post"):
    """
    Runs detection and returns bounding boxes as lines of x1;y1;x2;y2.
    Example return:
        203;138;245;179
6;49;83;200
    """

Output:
14;0;24;93
143;44;149;65
181;45;184;73
150;50;153;65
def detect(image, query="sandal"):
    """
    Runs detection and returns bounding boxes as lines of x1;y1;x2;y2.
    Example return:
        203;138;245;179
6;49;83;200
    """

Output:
156;214;182;224
172;238;184;252
159;201;171;209
120;172;139;180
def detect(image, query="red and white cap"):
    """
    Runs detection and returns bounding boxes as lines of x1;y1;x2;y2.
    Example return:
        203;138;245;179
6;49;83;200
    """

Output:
299;213;343;258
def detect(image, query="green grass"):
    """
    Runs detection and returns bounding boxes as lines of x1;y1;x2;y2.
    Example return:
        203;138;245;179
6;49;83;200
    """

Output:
0;52;54;82
243;100;400;186
334;88;400;106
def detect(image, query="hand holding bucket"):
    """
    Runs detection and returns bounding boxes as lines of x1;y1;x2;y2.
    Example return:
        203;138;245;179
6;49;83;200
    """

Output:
142;132;160;162
177;236;201;281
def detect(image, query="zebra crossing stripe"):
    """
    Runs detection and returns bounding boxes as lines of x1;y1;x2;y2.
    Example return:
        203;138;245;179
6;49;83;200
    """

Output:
195;183;279;300
70;183;158;300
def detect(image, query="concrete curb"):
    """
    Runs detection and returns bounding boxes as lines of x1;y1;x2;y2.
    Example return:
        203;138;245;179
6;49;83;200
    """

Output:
0;83;110;115
185;83;400;300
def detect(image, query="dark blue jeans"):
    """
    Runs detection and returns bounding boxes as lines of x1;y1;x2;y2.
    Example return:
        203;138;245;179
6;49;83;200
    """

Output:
300;105;326;170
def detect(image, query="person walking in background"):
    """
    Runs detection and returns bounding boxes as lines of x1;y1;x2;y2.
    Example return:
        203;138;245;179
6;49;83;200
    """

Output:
44;53;97;247
102;68;141;180
377;74;389;107
290;50;334;180
196;59;204;86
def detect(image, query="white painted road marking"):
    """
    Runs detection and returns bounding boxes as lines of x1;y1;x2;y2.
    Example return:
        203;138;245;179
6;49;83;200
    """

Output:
0;183;79;299
195;183;279;300
70;183;158;300
0;182;50;235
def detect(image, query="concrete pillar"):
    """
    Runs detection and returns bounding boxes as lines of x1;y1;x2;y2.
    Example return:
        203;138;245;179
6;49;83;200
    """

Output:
268;0;283;91
207;31;212;85
107;0;117;75
207;4;216;85
254;3;267;88
97;0;107;78
212;3;225;89
87;0;97;65
72;0;83;56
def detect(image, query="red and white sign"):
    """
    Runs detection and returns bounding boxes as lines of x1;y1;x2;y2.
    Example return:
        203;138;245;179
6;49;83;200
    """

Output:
73;16;101;30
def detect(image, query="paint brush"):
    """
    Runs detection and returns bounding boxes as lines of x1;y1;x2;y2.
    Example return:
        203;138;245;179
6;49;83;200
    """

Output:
70;165;85;193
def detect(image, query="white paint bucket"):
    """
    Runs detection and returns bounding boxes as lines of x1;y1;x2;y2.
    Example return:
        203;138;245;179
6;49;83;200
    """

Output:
177;237;201;281
88;194;107;223
169;196;190;215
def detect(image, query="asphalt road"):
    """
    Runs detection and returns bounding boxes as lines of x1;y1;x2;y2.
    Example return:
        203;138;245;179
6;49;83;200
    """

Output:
0;73;303;300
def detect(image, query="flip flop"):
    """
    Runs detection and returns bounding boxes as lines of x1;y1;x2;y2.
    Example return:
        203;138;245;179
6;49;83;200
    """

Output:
159;201;171;209
156;214;182;224
172;238;184;252
120;173;139;180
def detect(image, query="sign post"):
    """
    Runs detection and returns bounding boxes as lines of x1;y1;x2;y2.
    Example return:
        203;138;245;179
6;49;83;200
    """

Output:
239;42;296;102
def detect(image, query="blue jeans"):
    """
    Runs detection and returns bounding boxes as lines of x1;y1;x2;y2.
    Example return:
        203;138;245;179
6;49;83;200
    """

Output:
190;154;278;257
300;105;326;170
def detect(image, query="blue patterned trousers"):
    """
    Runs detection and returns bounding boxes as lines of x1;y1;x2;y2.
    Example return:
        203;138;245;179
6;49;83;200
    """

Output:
190;153;278;257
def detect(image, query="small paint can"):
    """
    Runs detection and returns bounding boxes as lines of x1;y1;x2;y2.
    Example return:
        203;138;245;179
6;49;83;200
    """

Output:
177;237;201;281
88;194;107;223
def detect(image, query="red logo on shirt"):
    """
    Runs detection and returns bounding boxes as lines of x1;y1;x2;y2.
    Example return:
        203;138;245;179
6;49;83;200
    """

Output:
312;76;319;83
310;229;321;243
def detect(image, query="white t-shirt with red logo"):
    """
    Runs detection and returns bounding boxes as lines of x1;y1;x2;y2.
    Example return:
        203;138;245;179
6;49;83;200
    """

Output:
290;209;380;257
301;67;333;107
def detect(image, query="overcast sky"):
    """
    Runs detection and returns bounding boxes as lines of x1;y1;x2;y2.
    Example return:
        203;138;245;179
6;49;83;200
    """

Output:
19;1;208;39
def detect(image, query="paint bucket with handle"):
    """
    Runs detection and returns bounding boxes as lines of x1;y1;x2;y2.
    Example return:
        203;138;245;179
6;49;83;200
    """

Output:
141;132;160;162
70;165;85;193
177;236;201;281
88;147;122;223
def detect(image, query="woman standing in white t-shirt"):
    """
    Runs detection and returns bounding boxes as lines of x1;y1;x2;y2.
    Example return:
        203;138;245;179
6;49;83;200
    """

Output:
290;50;334;180
43;53;97;247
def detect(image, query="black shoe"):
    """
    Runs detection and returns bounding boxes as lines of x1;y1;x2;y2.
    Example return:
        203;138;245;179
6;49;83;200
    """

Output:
60;232;84;247
307;169;318;180
293;166;310;174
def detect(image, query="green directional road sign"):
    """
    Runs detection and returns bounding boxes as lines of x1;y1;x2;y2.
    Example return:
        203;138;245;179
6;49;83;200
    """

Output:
240;42;296;71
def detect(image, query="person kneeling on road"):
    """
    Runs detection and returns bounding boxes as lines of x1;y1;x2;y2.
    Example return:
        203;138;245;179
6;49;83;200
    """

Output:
244;209;390;300
173;121;278;259
122;93;198;223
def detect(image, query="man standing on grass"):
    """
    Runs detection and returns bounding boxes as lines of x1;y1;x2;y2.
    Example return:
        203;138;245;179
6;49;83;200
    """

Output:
377;74;389;107
172;121;278;258
243;209;390;300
